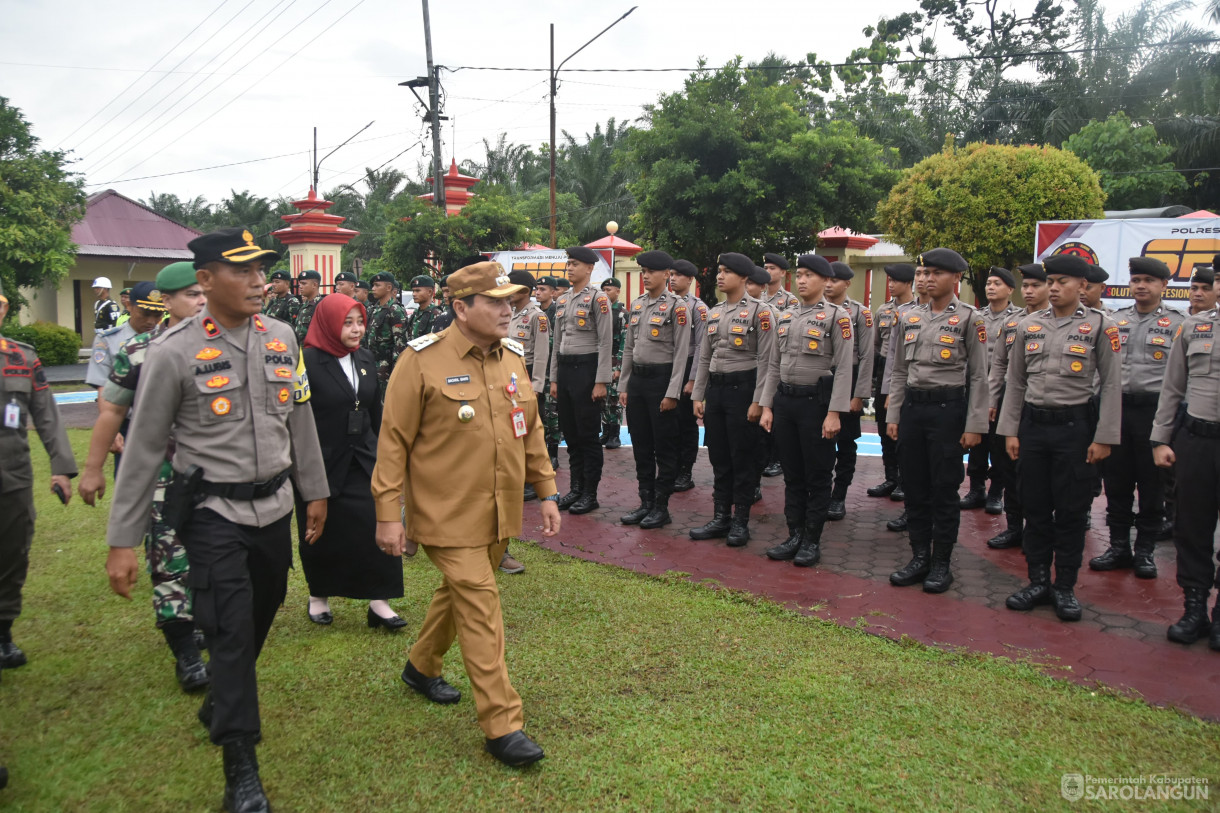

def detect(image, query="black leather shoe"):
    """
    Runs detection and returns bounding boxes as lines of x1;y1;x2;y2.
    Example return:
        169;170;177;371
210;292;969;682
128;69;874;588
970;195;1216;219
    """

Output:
368;607;408;630
604;435;621;449
175;652;210;692
1050;587;1082;622
523;483;537;502
308;609;333;625
867;480;897;498
886;511;908;532
222;737;270;813
826;499;846;521
0;641;26;669
752;486;763;504
1006;582;1051;611
987;525;1023;549
672;472;695;492
1089;545;1133;571
959;487;986;510
727;513;750;547
793;536;821;568
1168;588;1211;644
1133;551;1158;580
621;502;653;525
766;530;803;561
401;661;460;704
549;455;560;471
690;506;731;539
485;730;545;767
984;496;1003;515
639;503;671;530
569;493;600;514
762;462;783;477
889;484;905;502
557;488;583;511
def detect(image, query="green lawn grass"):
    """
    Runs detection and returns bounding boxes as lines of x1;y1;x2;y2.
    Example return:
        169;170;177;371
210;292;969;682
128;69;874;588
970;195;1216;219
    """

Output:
2;430;1218;811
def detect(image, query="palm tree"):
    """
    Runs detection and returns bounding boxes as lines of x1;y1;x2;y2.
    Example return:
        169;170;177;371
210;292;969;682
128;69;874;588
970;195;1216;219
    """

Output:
556;118;636;243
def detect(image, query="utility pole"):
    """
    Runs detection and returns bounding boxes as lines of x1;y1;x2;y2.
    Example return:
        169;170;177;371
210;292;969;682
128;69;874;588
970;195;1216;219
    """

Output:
548;7;637;248
422;0;444;207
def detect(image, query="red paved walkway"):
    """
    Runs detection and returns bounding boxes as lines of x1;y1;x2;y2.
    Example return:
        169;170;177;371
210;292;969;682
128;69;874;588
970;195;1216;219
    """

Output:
523;427;1220;720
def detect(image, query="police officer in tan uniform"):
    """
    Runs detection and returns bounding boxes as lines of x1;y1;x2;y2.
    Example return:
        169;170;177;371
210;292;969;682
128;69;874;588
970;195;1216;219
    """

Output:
887;248;988;593
690;252;777;546
868;263;915;499
618;250;690;529
759;254;798;478
549;247;614;514
999;253;1121;622
759;254;854;567
104;228;330;812
825;262;874;521
373;261;560;766
1189;264;1216;315
1092;257;1182;579
670;259;708;492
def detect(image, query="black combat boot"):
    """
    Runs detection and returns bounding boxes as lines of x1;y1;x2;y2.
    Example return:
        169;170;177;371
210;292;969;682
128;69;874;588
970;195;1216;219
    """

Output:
752;486;763;504
222;736;270;813
523;483;537;501
959;482;986;510
639;495;671;529
1050;568;1082;622
1167;588;1212;644
922;541;954;593
826;497;846;521
984;484;1004;515
690;504;731;540
1006;563;1052;611
547;443;559;471
604;424;622;449
569;489;600;515
727;505;751;547
890;542;931;586
889;482;905;502
762;460;783;477
766;528;803;561
557;476;584;511
163;620;209;693
1132;532;1157;579
621;490;654;525
672;470;695;492
793;525;823;568
1088;526;1133;571
885;510;908;532
987;514;1023;549
867;466;899;498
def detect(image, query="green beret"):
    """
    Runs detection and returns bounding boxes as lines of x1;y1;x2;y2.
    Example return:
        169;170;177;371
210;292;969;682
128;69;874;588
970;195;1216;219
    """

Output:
156;261;199;293
410;275;437;289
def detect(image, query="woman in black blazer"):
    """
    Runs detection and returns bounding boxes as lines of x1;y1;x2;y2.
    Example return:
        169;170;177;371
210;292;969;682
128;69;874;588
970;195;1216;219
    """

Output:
297;293;405;629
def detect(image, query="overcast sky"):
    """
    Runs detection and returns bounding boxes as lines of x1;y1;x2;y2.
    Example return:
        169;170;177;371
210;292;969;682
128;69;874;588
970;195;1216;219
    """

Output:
2;0;1155;208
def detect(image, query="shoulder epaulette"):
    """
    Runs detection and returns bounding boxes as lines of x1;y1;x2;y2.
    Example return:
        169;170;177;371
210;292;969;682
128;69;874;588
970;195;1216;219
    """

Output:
98;325;124;337
501;338;525;356
408;333;440;352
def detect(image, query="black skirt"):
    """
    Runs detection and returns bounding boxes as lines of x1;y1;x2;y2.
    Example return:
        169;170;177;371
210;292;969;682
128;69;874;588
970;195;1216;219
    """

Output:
295;460;404;600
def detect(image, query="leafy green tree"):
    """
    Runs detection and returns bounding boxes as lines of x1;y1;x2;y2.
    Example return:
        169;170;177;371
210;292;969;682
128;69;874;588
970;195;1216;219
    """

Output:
139;192;212;229
877;140;1104;300
0;97;86;313
380;195;532;283
557;118;636;244
515;187;582;248
1063;113;1188;210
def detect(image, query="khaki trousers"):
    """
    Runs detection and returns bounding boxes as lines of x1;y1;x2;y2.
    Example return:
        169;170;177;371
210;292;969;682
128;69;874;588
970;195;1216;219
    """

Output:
408;539;524;739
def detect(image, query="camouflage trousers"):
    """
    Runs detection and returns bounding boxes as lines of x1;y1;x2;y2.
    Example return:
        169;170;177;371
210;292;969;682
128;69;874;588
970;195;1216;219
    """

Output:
543;382;561;448
602;372;622;426
145;464;193;627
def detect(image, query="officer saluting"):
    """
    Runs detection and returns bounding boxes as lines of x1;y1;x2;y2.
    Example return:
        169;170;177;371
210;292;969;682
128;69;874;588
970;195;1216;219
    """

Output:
759;254;853;567
618;250;690;529
104;227;330;812
548;246;614;514
887;248;988;593
999;253;1120;622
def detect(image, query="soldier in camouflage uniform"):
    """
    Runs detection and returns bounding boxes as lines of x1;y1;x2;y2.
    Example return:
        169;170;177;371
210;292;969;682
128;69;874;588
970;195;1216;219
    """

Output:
262;269;300;325
77;266;210;692
365;271;408;400
407;274;441;339
601;277;627;449
535;275;562;467
294;268;325;345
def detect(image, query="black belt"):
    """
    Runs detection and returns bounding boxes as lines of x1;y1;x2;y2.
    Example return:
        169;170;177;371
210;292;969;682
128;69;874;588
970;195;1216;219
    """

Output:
197;469;291;501
906;386;965;403
558;353;598;366
1122;392;1160;408
1185;415;1220;438
630;362;673;379
777;378;832;399
709;370;757;386
1025;404;1089;425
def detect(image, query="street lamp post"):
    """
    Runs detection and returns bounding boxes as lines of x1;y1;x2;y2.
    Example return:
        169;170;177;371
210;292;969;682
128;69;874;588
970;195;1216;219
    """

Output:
549;7;637;248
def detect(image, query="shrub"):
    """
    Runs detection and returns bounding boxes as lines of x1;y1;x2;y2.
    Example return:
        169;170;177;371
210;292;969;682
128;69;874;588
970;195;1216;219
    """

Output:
1;321;82;365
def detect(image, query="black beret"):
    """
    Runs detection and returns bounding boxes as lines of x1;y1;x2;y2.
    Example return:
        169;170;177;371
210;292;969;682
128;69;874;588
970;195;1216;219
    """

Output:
600;277;622;289
883;263;916;283
830;261;855;281
556;277;572;289
1129;257;1171;280
717;252;754;278
409;275;437;289
296;269;322;282
269;270;291;281
355;279;371;290
535;275;558;287
188;226;279;269
369;272;396;284
1017;263;1046;281
636;250;675;270
987;266;1016;289
334;271;358;283
918;247;968;273
1191;266;1215;285
796;253;834;278
1084;263;1109;284
1043;254;1091;278
566;246;599;265
454;255;486;270
762;252;788;270
508;270;536;289
671;259;699;277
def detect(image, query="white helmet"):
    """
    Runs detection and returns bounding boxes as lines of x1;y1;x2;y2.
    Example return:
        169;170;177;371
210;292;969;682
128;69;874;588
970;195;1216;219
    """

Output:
92;276;113;289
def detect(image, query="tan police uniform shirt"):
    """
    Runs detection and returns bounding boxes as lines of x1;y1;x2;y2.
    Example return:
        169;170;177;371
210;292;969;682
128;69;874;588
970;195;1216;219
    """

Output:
0;338;76;493
837;298;875;399
987;307;1033;409
764;287;799;312
619;290;691;399
880;299;920;397
996;305;1121;444
509;301;549;395
1152;309;1220;443
372;327;557;546
548;283;614;384
760;301;854;412
982;302;1022;366
1112;303;1184;394
684;293;709;384
887;296;989;434
105;308;329;548
874;297;908;361
691;294;776;404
